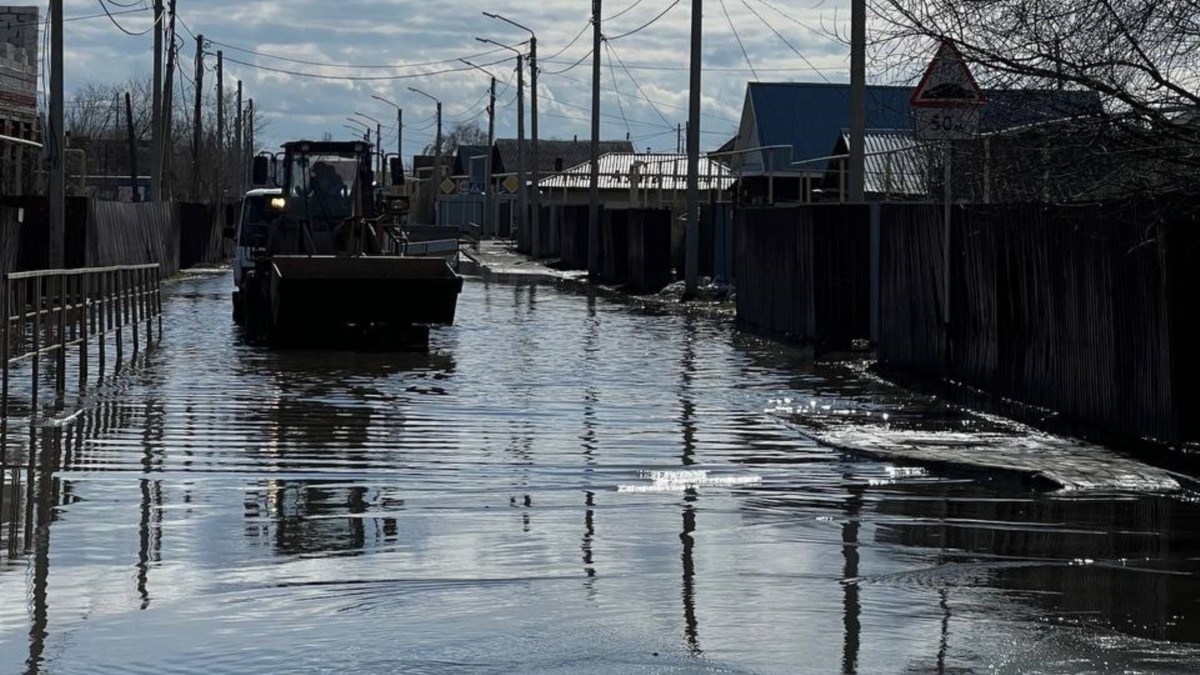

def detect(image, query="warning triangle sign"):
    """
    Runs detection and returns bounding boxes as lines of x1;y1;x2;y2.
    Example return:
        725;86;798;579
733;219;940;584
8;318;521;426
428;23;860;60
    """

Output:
910;39;986;108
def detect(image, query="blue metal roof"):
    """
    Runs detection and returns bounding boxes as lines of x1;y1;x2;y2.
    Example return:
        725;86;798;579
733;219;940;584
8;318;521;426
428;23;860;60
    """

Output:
744;82;1101;171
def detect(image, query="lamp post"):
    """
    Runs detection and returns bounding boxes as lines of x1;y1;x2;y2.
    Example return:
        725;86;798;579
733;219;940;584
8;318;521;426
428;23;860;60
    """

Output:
345;117;371;142
408;86;443;224
355;111;384;178
372;94;404;181
483;13;540;257
476;37;526;245
460;59;497;236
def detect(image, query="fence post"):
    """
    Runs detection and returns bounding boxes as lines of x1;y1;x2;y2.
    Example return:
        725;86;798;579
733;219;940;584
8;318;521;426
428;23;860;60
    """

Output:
56;274;67;399
99;271;107;376
115;270;123;364
145;268;154;346
31;277;41;414
130;268;140;355
1;274;9;422
80;274;89;388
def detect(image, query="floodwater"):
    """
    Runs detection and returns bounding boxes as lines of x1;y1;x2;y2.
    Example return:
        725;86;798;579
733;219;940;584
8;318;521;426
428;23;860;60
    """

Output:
1;271;1199;674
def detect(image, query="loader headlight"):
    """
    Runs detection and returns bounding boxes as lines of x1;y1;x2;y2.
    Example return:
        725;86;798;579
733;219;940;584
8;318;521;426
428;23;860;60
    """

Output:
269;197;287;210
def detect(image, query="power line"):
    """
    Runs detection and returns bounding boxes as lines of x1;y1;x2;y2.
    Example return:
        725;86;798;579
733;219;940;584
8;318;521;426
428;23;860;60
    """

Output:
219;54;513;81
604;0;648;21
606;39;675;128
95;0;161;36
607;0;681;41
739;0;830;83
207;38;509;71
718;0;758;81
603;41;632;140
542;21;592;62
541;49;593;76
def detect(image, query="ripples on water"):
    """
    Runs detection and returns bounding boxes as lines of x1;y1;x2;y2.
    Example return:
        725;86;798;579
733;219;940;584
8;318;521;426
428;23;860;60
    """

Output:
1;272;1198;674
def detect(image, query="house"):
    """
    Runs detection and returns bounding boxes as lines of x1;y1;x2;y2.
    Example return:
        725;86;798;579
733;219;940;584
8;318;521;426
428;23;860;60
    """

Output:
493;138;635;179
539;152;735;208
730;82;1102;203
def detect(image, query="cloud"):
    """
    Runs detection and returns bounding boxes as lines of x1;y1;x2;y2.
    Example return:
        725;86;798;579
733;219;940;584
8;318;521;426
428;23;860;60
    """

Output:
55;0;854;154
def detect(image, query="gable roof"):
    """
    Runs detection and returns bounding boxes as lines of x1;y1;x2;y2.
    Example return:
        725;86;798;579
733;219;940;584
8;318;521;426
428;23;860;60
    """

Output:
453;145;490;175
741;82;1102;173
494;138;636;175
825;130;928;197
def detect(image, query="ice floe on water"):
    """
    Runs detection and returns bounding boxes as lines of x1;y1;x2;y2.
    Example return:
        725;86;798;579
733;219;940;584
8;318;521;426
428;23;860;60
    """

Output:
617;469;763;493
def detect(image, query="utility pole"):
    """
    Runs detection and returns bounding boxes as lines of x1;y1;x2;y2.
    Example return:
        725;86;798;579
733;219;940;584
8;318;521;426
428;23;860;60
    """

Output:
677;123;683;154
159;0;177;201
435;100;443;194
588;0;602;276
215;50;224;204
684;0;701;295
247;98;254;184
849;0;866;202
515;54;526;246
125;92;139;202
151;0;164;201
48;0;64;267
487;76;495;235
191;34;204;200
528;36;540;257
235;80;243;193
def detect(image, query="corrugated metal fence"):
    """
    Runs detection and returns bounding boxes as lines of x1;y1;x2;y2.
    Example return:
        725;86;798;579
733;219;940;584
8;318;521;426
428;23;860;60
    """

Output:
0;198;222;279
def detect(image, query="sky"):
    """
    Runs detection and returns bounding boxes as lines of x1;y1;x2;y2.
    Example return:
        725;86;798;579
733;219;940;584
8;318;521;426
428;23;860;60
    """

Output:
49;0;860;155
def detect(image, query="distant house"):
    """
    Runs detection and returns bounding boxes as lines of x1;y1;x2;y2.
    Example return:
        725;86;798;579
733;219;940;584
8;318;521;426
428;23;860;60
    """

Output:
730;82;1102;203
539;152;735;207
493;138;635;180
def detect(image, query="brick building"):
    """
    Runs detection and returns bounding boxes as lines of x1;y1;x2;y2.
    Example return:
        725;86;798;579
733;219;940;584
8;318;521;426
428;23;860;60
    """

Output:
0;5;39;195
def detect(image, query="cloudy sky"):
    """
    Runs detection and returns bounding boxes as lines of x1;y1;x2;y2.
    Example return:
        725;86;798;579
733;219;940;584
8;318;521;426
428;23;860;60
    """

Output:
52;0;860;154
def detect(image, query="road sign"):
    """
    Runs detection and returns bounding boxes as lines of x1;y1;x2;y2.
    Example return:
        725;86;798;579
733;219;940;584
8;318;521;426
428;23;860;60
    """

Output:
440;178;456;194
912;39;986;140
910;39;986;108
502;175;519;194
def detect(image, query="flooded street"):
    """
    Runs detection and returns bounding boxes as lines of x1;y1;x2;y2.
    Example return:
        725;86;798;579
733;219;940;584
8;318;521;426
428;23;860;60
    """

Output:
2;271;1199;674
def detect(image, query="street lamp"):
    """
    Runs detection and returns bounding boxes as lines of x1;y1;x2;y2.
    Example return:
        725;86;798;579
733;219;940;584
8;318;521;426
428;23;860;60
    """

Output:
484;12;541;256
408;86;444;219
355;111;384;176
460;59;498;236
476;36;527;244
345;117;371;142
371;94;404;176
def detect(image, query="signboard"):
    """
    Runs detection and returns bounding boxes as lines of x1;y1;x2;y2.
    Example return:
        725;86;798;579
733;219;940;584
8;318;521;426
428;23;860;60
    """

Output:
911;39;985;141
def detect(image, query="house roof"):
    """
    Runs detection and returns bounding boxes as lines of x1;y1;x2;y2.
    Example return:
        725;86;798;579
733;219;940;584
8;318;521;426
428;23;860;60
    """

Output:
741;82;1102;173
538;152;735;191
453;145;490;175
824;130;928;197
494;138;635;175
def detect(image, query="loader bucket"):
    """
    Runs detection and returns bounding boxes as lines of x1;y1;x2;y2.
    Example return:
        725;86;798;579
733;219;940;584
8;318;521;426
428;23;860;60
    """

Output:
265;255;464;348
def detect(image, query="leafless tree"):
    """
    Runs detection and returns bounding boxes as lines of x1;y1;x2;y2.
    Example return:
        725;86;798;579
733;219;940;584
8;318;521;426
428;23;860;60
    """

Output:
866;0;1200;203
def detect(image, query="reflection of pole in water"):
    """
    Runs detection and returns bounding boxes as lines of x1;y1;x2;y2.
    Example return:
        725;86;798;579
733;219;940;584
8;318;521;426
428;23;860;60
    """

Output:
681;490;701;656
679;316;697;466
936;588;950;673
842;478;864;674
27;427;62;675
137;400;165;609
582;490;596;596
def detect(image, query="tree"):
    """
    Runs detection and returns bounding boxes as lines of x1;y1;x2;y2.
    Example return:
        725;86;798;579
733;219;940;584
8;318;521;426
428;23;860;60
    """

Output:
866;0;1200;202
65;76;269;202
422;122;488;157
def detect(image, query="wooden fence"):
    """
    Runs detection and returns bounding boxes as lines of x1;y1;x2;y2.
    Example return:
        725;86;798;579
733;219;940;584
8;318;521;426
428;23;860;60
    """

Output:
878;201;1197;444
735;204;871;348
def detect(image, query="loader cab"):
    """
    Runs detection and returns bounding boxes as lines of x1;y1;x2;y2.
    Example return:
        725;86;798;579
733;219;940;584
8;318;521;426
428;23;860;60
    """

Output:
281;141;376;232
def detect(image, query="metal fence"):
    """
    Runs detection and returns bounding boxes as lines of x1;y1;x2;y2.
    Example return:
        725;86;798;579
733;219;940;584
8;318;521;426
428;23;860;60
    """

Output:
2;264;162;418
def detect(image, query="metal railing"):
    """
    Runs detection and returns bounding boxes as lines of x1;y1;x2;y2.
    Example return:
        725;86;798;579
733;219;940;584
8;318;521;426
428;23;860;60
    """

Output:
1;264;162;417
